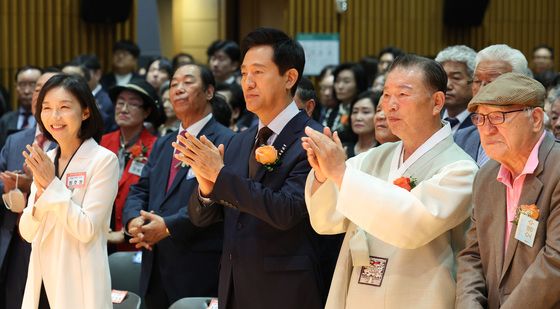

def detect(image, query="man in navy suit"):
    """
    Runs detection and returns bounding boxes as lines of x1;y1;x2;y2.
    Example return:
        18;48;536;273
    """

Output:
435;45;477;134
122;64;233;309
175;28;326;309
0;70;58;309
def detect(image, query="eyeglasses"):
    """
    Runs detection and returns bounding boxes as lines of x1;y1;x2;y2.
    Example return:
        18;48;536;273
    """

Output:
471;108;531;126
115;101;144;110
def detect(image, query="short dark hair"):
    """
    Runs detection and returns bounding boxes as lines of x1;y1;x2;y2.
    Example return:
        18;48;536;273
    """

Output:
74;54;101;71
147;57;173;78
63;61;91;82
36;74;104;143
216;82;245;112
241;27;305;97
332;62;368;102
296;77;318;103
207;40;241;63
296;77;322;120
173;64;216;100
172;52;195;71
113;40;140;58
360;56;379;85
533;44;554;59
378;46;405;60
15;65;42;81
318;65;336;82
211;95;232;127
388;54;447;93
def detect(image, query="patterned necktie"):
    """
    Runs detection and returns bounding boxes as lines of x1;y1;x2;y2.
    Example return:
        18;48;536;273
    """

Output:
21;112;32;129
35;133;46;150
248;126;274;178
167;130;187;192
444;117;460;128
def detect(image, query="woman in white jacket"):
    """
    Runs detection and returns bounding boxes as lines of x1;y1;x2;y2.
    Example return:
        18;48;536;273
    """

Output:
20;74;119;309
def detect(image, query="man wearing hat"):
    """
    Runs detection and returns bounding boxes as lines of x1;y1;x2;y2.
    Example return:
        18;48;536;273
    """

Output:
100;78;161;252
122;64;234;308
456;72;560;308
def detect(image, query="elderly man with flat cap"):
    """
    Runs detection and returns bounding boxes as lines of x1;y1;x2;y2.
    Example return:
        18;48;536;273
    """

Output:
456;72;560;308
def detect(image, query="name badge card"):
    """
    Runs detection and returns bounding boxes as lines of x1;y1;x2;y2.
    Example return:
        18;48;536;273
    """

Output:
128;160;146;177
515;214;539;247
66;172;86;189
111;290;128;304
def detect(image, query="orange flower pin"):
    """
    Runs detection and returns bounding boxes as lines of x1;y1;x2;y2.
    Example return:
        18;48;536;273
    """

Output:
512;204;539;224
255;144;286;172
393;176;417;191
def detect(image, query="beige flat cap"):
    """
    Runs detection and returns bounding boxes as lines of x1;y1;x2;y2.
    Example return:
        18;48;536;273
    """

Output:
467;72;545;112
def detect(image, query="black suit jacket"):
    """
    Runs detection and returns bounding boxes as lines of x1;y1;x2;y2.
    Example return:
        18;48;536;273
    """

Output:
189;111;326;309
122;117;233;303
100;72;141;91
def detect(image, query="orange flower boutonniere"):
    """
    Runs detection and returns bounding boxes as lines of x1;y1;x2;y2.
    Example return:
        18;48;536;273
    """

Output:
393;176;417;191
511;204;539;225
340;114;349;126
128;143;149;163
255;144;287;172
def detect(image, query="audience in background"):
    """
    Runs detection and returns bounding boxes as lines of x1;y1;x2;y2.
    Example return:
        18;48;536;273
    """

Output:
74;54;118;133
101;40;141;90
145;57;173;93
171;52;195;72
0;66;42;149
455;44;531;166
376;46;405;77
207;40;241;84
215;82;254;131
435;45;477;134
294;77;320;120
331;62;368;143
343;90;379;158
158;81;180;136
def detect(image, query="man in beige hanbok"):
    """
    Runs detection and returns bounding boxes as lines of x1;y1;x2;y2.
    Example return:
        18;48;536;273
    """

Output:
302;54;478;309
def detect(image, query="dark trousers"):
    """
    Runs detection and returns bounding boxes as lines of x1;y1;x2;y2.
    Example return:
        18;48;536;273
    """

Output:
144;250;170;309
1;232;31;309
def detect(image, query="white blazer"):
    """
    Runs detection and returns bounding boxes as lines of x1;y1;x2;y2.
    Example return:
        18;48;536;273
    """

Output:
19;138;118;309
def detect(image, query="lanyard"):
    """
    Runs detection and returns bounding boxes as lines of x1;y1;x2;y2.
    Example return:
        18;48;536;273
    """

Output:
54;143;82;178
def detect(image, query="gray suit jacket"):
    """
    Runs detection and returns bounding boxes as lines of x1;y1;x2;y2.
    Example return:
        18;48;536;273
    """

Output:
456;132;560;309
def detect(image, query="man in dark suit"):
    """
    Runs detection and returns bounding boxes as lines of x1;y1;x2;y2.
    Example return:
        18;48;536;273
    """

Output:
122;64;233;309
0;70;58;309
456;73;560;308
435;45;477;135
75;54;118;133
100;40;141;90
0;66;42;149
175;28;326;309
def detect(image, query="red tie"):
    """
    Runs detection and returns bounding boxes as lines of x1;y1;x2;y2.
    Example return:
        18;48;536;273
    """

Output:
166;130;186;192
35;133;46;150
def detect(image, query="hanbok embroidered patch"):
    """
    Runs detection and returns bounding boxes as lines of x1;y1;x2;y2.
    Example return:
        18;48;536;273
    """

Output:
358;256;388;287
